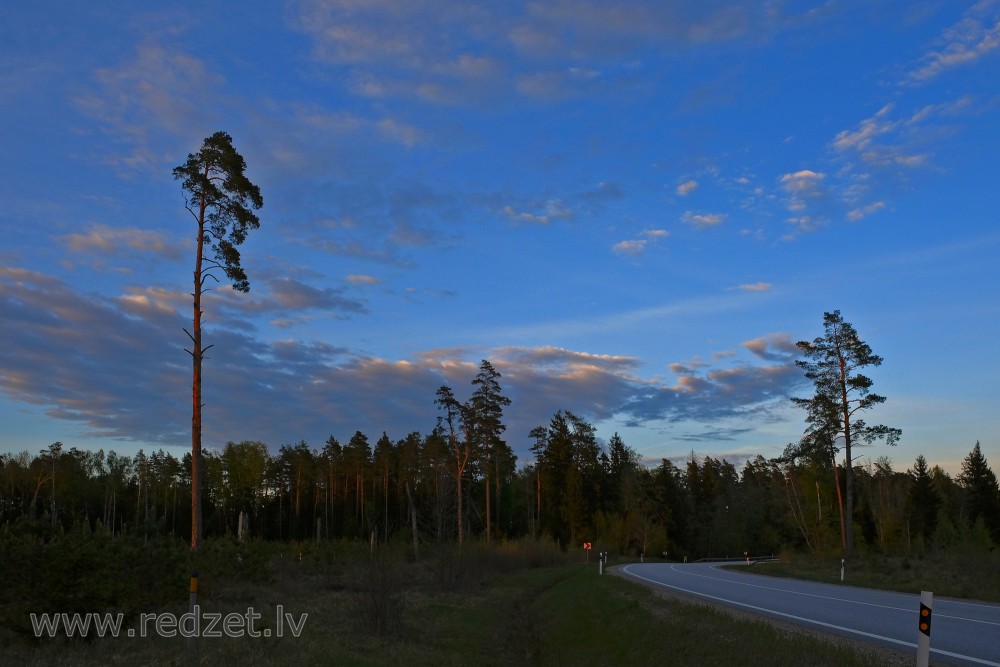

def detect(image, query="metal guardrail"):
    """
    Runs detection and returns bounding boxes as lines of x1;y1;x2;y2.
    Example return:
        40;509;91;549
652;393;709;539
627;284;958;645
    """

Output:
693;556;780;564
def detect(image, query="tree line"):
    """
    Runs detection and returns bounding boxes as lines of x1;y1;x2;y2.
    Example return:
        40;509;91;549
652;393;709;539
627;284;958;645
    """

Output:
3;423;998;559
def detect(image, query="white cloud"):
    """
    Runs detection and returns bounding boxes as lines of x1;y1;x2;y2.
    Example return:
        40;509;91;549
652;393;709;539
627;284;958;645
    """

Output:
779;170;825;213
612;228;669;255
846;201;886;221
74;43;225;172
676;179;699;196
682;211;726;228
779;169;825;191
832;104;896;152
503;200;573;224
783;215;823;238
613;239;647;255
831;97;973;179
905;3;1000;84
62;225;184;261
737;282;773;292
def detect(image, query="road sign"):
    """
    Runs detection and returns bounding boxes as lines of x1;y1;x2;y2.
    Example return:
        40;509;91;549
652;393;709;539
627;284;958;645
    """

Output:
583;542;591;550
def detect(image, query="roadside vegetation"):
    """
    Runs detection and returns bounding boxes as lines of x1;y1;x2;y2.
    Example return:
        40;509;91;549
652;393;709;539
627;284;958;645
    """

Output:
737;547;1000;603
2;534;908;666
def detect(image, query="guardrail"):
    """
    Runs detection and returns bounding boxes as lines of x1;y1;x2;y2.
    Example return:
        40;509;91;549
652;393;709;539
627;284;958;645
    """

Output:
692;556;780;564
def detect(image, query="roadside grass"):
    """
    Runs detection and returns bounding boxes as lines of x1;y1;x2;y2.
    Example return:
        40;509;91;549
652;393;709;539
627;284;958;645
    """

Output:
5;535;910;666
734;549;1000;603
534;567;898;667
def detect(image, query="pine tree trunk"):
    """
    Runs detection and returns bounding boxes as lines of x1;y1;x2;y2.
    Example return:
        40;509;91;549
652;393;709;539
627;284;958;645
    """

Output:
405;481;419;560
485;467;491;544
190;186;207;551
838;343;854;556
456;470;464;547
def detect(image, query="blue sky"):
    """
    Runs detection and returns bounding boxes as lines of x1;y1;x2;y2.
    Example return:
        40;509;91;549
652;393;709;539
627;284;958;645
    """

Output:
2;1;998;474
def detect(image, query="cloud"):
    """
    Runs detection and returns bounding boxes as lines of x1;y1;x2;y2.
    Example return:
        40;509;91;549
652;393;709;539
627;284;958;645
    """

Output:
779;169;824;192
74;43;226;173
676;179;699;196
292;106;423;147
618;355;803;427
217;276;368;323
347;274;382;285
740;333;797;361
682;211;726;228
118;286;188;323
783;215;822;238
846;201;886;221
290;0;839;105
612;228;669;255
832;104;897;153
0;265;809;455
292;0;512;104
737;282;772;292
831;97;973;171
503;199;573;224
905;2;1000;84
779;170;825;213
62;225;184;262
0;265;190;444
670;427;754;443
613;239;647;255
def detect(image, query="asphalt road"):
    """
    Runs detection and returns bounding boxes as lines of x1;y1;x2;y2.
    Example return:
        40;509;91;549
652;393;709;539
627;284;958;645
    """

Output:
619;562;1000;667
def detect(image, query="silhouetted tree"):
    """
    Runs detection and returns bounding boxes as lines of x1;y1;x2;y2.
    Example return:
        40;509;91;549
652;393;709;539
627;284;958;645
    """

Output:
435;385;469;547
907;454;941;548
467;360;512;542
958;442;1000;542
173;131;262;550
792;310;901;555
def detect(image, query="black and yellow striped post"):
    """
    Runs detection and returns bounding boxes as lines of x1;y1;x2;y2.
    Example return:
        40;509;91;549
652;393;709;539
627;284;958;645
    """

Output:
916;590;933;667
188;571;199;651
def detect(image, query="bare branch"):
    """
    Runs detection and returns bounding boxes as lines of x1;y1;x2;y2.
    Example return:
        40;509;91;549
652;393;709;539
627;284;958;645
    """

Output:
183;202;201;223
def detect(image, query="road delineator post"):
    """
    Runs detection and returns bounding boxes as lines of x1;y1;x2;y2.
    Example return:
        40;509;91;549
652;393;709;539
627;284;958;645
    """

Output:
188;570;199;652
916;590;933;667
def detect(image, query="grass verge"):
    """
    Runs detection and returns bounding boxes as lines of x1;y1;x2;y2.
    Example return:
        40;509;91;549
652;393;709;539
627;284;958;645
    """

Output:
732;550;1000;603
5;539;912;666
533;567;899;667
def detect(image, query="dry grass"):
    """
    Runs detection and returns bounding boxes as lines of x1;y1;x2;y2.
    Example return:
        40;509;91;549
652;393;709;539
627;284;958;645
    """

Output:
740;549;1000;603
4;536;934;666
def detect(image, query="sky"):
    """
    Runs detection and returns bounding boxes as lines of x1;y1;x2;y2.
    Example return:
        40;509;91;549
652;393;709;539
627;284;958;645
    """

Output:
1;1;999;475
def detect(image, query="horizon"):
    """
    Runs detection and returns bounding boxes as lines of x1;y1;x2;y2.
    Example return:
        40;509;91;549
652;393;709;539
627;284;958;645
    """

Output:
2;2;999;478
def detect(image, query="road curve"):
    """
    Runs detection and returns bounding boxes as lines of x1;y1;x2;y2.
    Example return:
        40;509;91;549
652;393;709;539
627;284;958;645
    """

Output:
619;562;1000;667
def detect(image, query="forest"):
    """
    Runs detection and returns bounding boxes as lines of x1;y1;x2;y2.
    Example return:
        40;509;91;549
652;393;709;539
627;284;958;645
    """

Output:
3;405;998;560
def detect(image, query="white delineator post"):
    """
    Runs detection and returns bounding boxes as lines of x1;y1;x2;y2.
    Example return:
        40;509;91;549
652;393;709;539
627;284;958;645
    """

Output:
916;590;933;667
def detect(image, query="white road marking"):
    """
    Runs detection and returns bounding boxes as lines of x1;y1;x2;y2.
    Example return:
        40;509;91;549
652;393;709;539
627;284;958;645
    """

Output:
669;564;1000;627
620;564;1000;667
